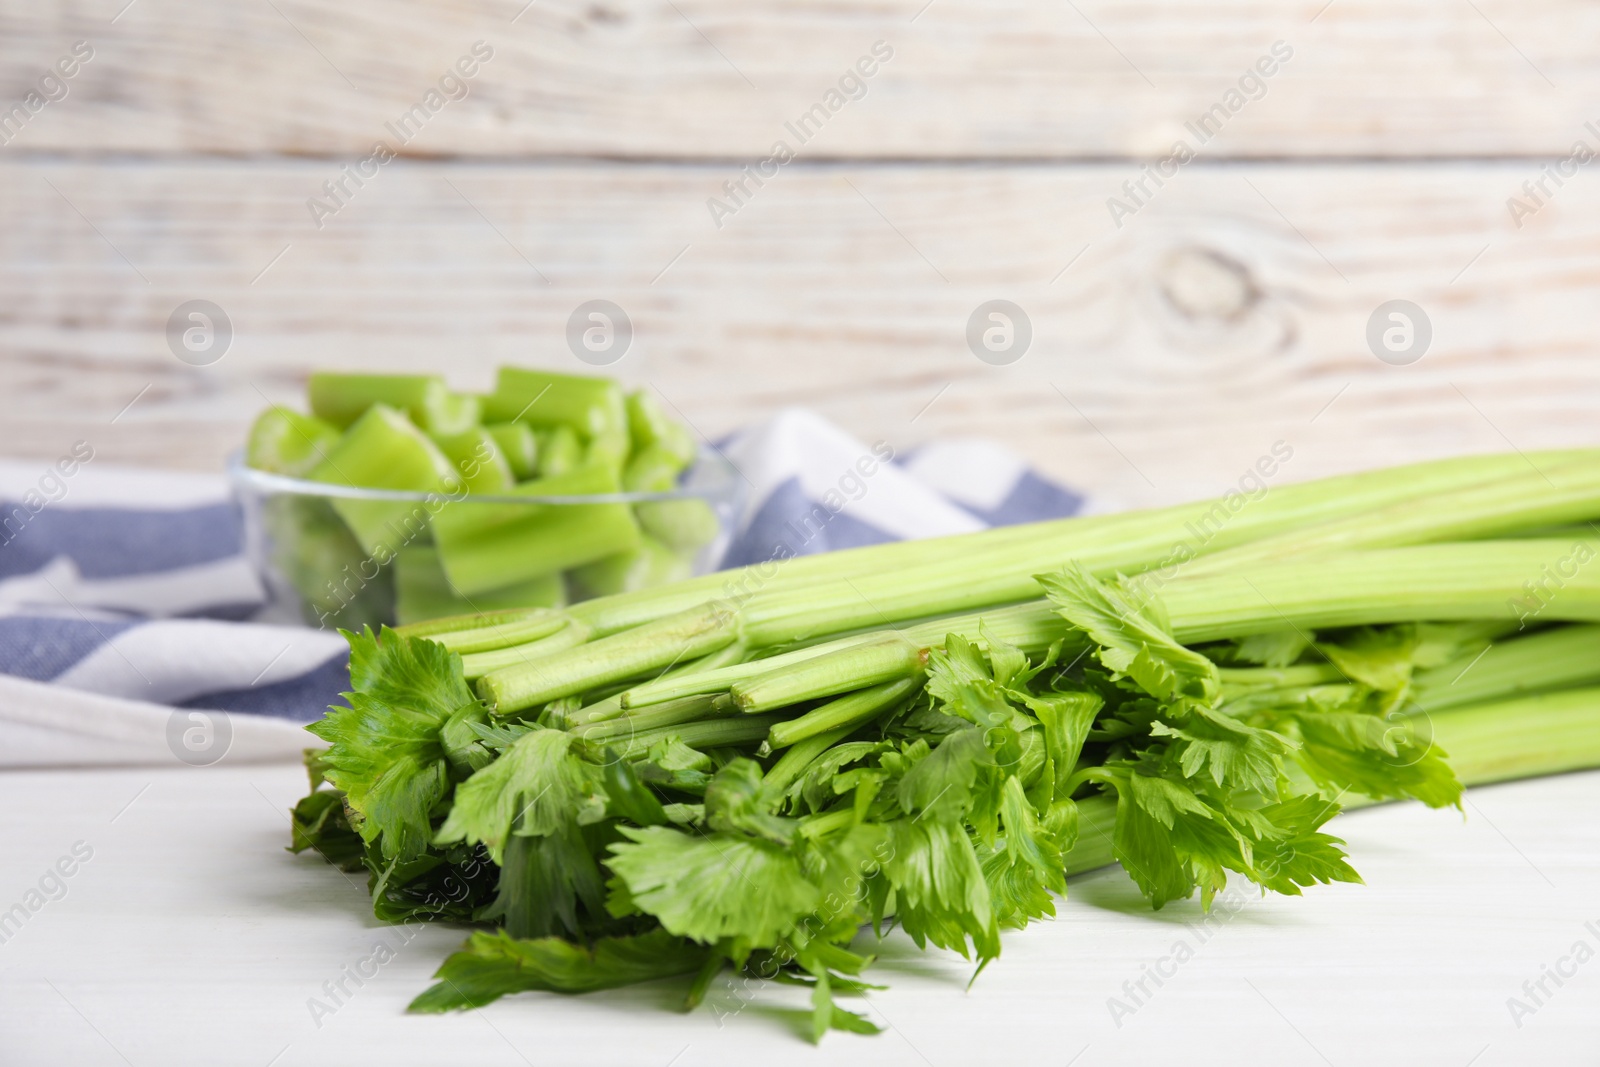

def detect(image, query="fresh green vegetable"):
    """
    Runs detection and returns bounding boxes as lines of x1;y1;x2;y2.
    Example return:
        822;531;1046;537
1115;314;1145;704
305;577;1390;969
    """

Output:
307;404;456;558
242;368;718;626
310;372;480;435
534;426;583;479
485;422;539;481
431;464;643;595
568;536;690;600
246;406;340;476
288;448;1600;1040
394;546;565;625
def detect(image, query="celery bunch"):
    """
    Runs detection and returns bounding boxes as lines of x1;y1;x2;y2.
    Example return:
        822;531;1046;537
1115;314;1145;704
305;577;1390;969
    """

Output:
244;369;718;628
290;449;1600;1041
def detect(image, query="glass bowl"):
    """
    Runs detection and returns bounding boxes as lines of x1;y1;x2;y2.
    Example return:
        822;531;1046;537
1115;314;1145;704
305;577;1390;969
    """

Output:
228;446;743;630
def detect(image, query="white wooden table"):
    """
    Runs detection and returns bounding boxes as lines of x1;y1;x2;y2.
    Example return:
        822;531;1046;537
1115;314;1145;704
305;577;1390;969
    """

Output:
2;761;1595;1066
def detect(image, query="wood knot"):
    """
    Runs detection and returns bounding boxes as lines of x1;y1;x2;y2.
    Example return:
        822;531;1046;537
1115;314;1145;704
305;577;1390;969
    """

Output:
1158;247;1259;325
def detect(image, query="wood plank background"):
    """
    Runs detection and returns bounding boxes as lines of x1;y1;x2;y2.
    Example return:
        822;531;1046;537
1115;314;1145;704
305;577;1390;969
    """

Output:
2;0;1597;507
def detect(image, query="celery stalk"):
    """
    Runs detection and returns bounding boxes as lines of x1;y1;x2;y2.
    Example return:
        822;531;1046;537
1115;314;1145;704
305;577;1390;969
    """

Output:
576;695;728;744
570;450;1600;640
732;636;927;712
460;622;592;681
392;546;565;626
309;372;479;434
430;464;642;595
1161;540;1600;642
482;367;627;442
485;422;539;481
568;537;690;600
246;406;340;476
1412;624;1600;711
394;607;567;651
766;676;923;750
535;427;582;479
626;389;695;466
478;601;740;713
430;429;515;495
307;404;456;558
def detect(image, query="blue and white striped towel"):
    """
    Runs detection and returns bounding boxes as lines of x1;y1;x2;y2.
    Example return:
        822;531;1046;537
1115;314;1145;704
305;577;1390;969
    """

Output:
0;410;1087;768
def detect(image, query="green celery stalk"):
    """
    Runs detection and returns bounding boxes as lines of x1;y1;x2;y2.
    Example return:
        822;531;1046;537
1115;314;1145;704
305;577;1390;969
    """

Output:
485;422;539;480
626;389;695;466
307;404;456;558
623;443;687;492
535;427;583;479
762;724;858;793
732;636;927;712
460;622;592;681
1182;456;1600;575
603;713;787;759
636;500;721;553
765;676;923;750
1161;540;1600;642
571;450;1600;641
478;601;741;713
576;695;728;744
619;633;884;708
709;540;1600;713
568;537;691;600
431;464;642;595
394;607;567;651
482;367;627;442
309;372;479;434
1413;624;1600;711
392;546;565;626
430;428;515;494
245;406;340;476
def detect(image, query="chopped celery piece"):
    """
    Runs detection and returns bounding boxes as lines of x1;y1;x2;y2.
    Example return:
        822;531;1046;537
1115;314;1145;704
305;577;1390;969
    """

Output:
622;447;716;550
307;404;456;558
431;464;643;595
625;389;695;466
482;367;627;442
430;428;515;495
535;426;582;478
394;546;565;625
309;372;480;434
485;422;539;480
622;443;687;493
568;536;691;600
245;406;340;476
635;498;721;552
262;496;393;628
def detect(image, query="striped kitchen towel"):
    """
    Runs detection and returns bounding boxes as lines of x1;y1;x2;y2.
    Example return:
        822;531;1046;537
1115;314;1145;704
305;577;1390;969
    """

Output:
0;409;1087;768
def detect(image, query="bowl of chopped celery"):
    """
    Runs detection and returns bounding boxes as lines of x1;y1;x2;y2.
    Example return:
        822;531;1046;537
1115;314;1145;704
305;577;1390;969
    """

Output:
230;367;741;629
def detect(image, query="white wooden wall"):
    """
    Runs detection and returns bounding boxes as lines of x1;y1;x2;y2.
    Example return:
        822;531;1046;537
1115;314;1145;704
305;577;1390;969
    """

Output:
2;0;1597;506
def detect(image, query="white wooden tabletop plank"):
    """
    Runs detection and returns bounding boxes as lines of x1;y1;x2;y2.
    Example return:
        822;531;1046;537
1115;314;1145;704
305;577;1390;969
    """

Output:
2;158;1598;507
0;0;1596;158
1;761;1595;1066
